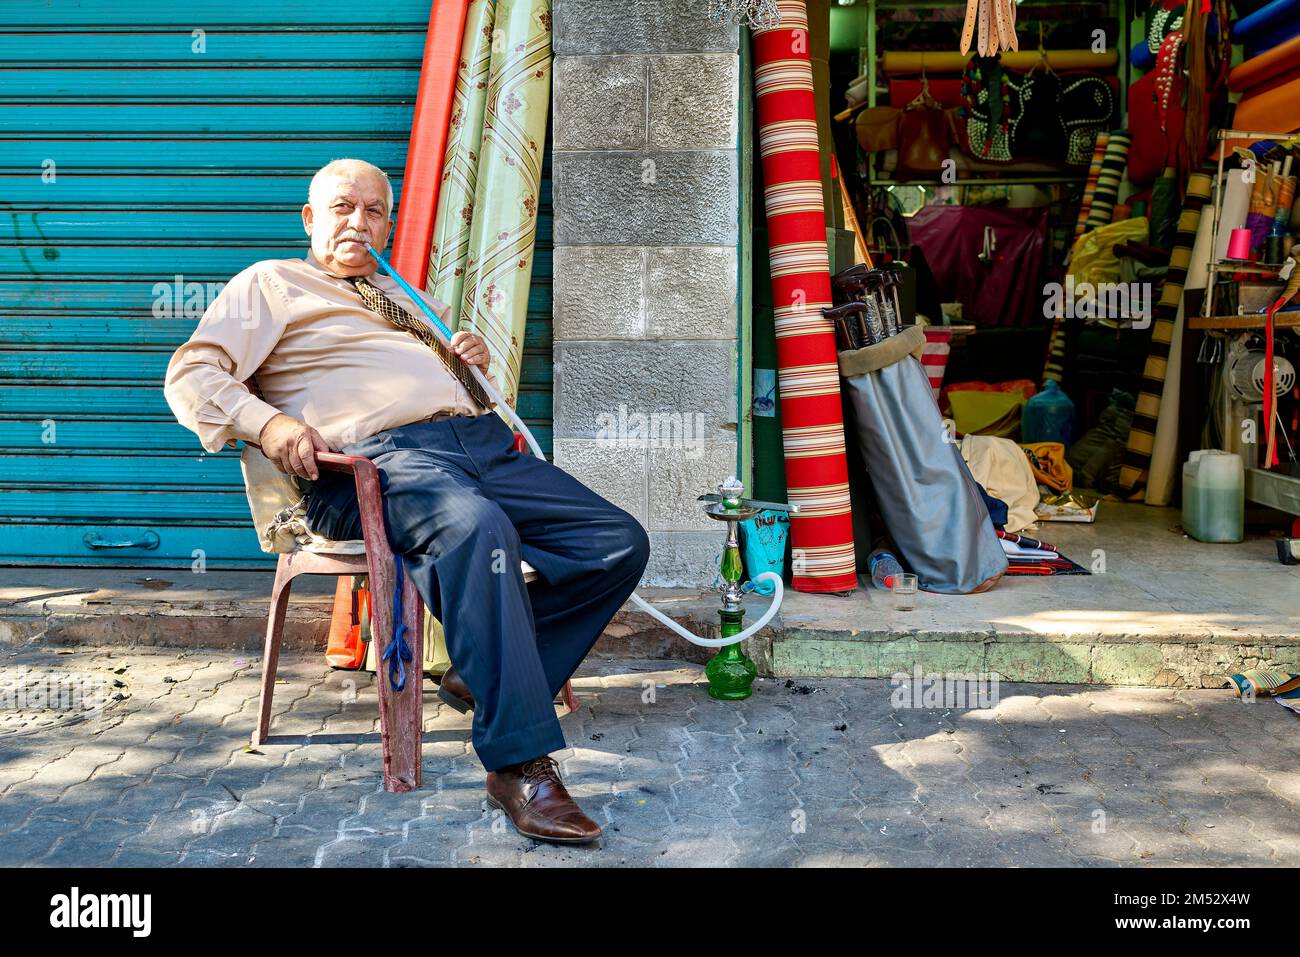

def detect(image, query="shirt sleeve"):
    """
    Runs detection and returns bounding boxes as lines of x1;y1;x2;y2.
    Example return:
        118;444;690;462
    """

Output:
163;265;287;454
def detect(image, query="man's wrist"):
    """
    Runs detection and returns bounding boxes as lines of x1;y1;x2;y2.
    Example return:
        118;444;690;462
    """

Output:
239;401;282;447
257;413;280;444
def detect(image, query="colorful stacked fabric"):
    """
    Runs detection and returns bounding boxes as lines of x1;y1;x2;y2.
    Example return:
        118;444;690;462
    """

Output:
427;0;497;330
1073;132;1110;241
1226;669;1300;715
996;529;1090;575
390;0;471;284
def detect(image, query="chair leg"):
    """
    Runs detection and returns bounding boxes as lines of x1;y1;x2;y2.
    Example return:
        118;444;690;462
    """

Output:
366;544;424;793
563;679;578;715
253;554;295;746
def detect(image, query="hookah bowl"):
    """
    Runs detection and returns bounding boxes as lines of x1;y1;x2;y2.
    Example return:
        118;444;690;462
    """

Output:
701;478;761;700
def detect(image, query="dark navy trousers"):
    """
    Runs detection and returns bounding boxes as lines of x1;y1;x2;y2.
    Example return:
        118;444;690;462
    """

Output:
304;412;650;771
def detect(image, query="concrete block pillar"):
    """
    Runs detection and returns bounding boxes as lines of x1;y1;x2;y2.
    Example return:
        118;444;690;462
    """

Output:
551;0;742;586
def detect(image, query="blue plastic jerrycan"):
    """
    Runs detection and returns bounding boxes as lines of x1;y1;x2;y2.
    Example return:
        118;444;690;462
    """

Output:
1021;379;1075;445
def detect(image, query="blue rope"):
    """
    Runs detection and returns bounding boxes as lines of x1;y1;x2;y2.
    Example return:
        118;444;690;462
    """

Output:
383;554;414;693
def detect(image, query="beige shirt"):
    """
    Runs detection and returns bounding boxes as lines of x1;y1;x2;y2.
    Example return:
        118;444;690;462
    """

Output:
164;251;496;454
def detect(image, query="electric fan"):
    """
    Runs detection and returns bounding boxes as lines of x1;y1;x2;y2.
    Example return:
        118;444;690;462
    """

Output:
1225;338;1296;403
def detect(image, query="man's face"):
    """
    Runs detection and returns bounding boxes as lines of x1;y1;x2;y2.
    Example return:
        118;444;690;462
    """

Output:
301;173;392;276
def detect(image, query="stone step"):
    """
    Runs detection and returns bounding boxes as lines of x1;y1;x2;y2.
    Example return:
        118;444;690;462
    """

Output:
2;505;1297;688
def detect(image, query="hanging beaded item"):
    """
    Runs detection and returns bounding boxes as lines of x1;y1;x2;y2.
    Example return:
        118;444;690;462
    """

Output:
1061;75;1116;165
1152;31;1186;160
1147;2;1185;55
961;56;1014;162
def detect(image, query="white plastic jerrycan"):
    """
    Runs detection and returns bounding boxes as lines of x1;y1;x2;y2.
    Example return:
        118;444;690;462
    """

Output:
1182;450;1244;543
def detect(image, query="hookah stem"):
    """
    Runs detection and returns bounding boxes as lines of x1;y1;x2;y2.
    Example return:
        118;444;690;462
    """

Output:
366;244;544;460
366;244;455;340
366;244;780;649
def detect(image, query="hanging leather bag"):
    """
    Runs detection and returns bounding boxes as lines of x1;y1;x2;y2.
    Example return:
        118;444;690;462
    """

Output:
896;91;955;178
856;105;901;153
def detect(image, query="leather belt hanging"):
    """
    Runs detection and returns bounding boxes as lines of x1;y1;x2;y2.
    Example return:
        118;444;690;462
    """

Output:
961;0;1019;57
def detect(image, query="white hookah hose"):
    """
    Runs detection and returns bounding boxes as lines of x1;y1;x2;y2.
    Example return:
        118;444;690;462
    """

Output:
368;245;784;649
626;577;783;648
491;379;784;649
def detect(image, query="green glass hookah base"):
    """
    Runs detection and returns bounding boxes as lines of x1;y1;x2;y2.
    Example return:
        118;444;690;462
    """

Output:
705;609;756;700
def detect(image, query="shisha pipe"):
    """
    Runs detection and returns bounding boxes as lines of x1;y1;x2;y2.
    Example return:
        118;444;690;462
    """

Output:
364;245;788;680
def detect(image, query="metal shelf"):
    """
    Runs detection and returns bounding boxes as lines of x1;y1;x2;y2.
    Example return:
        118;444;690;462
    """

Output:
1201;128;1299;322
1212;259;1287;271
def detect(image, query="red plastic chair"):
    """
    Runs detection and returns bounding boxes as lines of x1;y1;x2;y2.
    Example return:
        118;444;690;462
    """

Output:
252;451;424;792
251;443;577;794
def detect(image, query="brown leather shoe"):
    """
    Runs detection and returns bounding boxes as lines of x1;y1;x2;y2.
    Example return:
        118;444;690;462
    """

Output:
436;667;474;713
485;756;602;845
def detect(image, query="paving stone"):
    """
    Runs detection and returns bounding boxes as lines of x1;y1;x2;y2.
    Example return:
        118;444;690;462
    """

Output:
242;832;324;866
175;847;251;867
2;817;90;863
111;846;184;867
316;837;390;868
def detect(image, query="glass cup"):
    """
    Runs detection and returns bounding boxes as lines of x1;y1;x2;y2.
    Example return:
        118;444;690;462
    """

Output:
893;573;918;611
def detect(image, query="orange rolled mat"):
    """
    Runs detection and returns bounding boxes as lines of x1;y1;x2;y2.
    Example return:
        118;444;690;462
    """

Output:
1229;32;1300;91
391;0;471;287
1227;68;1300;153
881;49;1117;75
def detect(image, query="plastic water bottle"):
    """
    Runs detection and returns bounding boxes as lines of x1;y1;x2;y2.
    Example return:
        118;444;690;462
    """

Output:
868;548;904;589
1022;379;1075;444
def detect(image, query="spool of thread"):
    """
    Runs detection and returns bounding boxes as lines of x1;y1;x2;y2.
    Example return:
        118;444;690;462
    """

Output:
1272;175;1297;232
1247;162;1281;254
1226;227;1254;260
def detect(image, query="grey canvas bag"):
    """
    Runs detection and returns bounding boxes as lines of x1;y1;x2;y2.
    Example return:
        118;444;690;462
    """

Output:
838;326;1006;594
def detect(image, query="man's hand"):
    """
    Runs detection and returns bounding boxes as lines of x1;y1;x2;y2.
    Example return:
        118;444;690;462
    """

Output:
258;413;332;481
450;330;490;370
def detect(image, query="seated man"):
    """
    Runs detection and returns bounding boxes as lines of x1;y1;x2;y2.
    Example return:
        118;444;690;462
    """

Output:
164;158;649;845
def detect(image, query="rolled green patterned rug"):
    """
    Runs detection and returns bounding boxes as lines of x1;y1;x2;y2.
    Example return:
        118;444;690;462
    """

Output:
458;0;551;410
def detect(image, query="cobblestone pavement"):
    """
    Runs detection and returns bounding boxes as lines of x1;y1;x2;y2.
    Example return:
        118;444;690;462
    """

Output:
1;644;1297;867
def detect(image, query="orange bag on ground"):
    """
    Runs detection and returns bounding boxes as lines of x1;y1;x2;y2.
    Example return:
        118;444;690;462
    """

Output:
325;576;370;670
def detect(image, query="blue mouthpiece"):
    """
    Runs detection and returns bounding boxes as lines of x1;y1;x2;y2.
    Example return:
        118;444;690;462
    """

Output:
365;244;456;342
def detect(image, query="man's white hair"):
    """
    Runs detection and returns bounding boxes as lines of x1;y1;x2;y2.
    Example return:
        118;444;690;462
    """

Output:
308;158;394;217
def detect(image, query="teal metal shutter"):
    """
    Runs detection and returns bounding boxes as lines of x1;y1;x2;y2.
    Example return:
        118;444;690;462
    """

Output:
0;2;554;568
520;129;554;458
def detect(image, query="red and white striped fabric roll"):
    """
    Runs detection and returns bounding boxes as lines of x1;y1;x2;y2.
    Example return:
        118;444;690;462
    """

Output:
753;0;857;593
920;327;952;400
